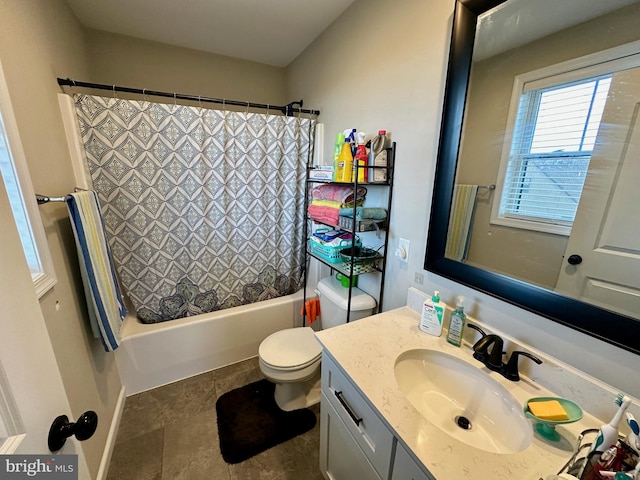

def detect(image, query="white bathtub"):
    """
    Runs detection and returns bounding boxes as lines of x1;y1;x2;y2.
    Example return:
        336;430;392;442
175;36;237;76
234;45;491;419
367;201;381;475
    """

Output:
115;290;305;395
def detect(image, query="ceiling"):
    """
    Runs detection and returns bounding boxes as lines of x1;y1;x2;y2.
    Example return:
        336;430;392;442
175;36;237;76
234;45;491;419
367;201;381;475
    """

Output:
64;0;356;67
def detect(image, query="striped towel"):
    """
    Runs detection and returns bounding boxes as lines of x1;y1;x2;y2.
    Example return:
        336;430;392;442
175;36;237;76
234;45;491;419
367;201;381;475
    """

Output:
445;185;479;262
66;191;127;351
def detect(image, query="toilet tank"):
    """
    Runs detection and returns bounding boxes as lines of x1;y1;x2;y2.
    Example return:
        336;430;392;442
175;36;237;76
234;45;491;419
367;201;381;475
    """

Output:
317;276;376;329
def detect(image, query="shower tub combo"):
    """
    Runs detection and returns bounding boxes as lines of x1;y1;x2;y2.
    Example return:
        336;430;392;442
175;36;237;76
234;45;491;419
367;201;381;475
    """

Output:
115;290;304;395
59;93;318;396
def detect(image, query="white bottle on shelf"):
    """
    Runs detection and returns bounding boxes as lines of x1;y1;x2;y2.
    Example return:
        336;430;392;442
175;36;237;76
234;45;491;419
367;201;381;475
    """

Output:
368;130;389;183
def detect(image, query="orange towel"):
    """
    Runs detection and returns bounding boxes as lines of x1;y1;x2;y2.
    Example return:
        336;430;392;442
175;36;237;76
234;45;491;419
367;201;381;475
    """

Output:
300;298;321;325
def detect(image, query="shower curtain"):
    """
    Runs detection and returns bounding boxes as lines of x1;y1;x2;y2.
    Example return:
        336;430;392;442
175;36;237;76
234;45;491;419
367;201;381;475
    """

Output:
73;94;315;323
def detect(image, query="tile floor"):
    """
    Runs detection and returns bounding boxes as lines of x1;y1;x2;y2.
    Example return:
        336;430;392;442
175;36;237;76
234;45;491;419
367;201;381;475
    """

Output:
106;357;324;480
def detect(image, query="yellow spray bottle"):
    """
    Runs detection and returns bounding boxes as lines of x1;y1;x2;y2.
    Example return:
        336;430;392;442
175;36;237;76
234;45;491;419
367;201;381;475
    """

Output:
337;139;353;183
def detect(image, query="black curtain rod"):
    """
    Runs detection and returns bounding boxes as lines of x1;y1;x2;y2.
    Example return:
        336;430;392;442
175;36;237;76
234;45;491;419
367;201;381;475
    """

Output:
57;78;320;116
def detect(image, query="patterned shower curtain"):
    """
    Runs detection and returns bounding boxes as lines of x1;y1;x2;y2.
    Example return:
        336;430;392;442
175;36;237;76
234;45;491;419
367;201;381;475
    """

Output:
73;94;314;323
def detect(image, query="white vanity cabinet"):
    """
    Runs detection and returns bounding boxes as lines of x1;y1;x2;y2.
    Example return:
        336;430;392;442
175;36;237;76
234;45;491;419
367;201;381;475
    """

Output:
320;352;434;480
391;442;434;480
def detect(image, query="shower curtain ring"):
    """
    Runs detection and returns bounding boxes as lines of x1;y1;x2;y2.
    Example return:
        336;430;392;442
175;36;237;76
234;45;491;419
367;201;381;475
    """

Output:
142;88;147;102
198;95;202;108
245;101;249;115
174;92;177;106
112;85;117;99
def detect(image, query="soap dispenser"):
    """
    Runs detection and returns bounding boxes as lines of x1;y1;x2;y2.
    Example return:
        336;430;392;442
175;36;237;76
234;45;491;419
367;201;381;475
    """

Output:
419;291;446;336
446;296;467;347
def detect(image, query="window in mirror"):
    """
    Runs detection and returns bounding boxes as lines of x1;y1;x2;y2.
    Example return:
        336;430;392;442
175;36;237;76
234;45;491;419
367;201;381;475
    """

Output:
491;49;637;237
498;75;611;231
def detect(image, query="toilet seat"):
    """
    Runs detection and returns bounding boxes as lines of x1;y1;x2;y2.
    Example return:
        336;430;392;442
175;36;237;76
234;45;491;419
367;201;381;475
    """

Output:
259;327;322;371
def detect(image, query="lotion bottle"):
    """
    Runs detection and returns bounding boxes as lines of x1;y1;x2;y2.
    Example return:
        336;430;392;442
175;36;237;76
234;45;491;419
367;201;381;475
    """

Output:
419;291;446;336
446;296;467;347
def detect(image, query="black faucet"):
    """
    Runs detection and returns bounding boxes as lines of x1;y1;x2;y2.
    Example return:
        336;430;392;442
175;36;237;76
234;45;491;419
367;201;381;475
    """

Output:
502;351;542;381
473;334;505;371
467;324;542;381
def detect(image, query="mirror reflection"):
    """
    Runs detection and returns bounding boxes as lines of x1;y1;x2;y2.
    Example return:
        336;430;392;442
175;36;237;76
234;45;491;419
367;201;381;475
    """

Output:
447;0;640;319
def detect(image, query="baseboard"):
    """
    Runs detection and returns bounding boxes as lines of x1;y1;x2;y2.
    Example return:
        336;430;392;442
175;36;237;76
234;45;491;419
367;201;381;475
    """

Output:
96;386;126;480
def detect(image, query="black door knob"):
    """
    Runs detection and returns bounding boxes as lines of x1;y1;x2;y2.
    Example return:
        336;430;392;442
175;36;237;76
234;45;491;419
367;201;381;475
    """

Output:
567;254;583;265
48;410;98;452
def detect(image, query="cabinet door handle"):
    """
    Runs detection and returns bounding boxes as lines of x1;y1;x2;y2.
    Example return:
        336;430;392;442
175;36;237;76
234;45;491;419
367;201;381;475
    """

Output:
334;390;363;426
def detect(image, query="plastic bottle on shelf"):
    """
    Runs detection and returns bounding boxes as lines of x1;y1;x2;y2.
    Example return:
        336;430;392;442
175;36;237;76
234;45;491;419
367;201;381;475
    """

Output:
333;131;345;182
368;130;390;183
344;128;356;156
337;139;353;183
354;132;368;184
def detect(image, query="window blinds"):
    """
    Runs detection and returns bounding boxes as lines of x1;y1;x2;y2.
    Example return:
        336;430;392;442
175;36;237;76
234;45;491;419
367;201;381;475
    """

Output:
500;76;612;224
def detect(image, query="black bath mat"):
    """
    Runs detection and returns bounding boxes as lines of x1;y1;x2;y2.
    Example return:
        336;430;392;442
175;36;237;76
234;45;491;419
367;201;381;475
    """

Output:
216;379;317;464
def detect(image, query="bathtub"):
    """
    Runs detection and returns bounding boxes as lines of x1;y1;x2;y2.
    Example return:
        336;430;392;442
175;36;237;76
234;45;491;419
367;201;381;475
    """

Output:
114;290;305;395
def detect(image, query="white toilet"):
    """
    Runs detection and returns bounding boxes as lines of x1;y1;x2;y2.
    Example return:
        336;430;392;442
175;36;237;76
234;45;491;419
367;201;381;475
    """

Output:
258;276;376;411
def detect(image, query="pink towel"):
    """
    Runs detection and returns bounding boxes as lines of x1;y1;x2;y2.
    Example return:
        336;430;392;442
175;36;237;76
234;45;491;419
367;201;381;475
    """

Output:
311;184;367;204
308;204;340;225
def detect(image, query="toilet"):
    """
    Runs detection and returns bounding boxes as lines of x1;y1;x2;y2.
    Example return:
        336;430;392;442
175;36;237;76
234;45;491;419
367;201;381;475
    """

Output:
258;276;376;411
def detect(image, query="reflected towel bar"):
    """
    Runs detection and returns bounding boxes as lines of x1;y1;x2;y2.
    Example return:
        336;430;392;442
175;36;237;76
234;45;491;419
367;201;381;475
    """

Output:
36;188;87;205
36;194;68;204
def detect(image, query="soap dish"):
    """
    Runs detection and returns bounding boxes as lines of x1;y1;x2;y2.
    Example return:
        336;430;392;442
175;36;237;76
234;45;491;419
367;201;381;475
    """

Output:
524;396;583;441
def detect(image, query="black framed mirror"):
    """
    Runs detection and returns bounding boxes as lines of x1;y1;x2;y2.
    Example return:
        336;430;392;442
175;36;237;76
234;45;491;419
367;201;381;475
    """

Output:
425;0;640;354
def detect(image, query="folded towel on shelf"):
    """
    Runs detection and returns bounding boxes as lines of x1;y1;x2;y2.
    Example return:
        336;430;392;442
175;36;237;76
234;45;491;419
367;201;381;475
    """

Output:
341;198;365;209
311;184;367;204
300;298;321;325
66;191;127;352
308;204;341;226
338;207;387;220
310;199;343;209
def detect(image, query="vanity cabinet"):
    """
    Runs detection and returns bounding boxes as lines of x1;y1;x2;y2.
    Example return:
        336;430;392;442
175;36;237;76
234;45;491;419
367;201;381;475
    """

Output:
391;442;434;480
320;352;434;480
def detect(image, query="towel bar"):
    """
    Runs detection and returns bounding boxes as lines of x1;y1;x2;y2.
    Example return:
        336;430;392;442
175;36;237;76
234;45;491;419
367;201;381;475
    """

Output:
36;194;68;204
36;188;88;205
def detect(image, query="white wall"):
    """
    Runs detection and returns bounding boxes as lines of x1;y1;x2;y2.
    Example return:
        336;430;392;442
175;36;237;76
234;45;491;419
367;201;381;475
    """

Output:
85;29;288;106
0;1;122;476
287;0;640;399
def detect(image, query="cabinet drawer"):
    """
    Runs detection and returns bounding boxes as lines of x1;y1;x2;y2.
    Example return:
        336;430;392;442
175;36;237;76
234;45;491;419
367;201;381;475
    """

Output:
322;355;394;479
320;393;382;480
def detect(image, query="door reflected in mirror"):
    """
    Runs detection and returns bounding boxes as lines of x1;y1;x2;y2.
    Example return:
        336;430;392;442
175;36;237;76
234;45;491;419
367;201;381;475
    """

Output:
448;0;640;320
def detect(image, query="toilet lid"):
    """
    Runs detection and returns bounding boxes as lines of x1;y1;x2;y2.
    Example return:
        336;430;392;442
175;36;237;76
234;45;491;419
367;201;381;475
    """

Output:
259;327;322;370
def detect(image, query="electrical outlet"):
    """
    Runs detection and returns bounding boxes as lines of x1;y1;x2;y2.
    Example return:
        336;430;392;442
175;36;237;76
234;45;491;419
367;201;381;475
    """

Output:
414;272;424;285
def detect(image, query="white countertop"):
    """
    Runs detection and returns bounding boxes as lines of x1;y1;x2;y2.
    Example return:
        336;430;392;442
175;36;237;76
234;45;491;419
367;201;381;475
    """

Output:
315;307;600;480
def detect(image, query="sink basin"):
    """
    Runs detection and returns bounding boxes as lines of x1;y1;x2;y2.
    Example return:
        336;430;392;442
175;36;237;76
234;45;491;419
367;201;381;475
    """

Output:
394;349;532;454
